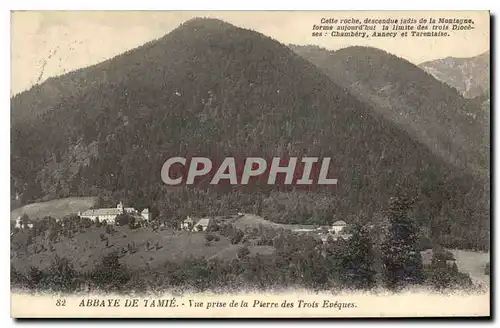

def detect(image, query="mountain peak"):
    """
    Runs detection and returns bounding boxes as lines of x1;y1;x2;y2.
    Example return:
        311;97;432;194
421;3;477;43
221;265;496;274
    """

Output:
171;17;242;37
179;17;235;28
418;49;490;99
11;20;488;251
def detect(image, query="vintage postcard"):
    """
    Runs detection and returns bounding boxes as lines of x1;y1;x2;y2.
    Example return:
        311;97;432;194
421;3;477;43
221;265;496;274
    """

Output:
10;10;490;318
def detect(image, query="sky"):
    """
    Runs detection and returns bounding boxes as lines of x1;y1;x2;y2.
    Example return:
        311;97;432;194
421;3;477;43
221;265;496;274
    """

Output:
10;11;490;95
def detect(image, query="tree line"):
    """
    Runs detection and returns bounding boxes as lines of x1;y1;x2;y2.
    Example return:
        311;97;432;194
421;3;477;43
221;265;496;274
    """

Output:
11;197;476;294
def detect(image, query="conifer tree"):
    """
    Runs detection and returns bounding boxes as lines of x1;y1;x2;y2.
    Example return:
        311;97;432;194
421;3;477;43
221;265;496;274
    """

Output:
381;196;424;289
339;221;376;289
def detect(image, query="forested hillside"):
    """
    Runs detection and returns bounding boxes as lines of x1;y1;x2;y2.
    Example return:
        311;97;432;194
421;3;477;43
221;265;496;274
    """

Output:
290;45;489;176
11;18;489;250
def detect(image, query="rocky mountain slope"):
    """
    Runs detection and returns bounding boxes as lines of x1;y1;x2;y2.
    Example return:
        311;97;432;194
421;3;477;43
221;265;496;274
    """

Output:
419;51;490;99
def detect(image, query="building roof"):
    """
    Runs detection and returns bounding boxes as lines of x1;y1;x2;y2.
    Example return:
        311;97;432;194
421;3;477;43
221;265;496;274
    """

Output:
196;218;212;226
81;208;123;216
332;220;347;226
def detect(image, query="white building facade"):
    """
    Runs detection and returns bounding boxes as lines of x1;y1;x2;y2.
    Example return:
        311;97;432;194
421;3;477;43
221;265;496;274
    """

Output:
79;202;150;224
14;216;33;229
182;216;194;230
330;220;347;234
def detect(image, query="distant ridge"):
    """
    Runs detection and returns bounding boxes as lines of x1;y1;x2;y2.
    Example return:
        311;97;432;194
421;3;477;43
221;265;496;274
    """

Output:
290;44;489;176
419;50;490;99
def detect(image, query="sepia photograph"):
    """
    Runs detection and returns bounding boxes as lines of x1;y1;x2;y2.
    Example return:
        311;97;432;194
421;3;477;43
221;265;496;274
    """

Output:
9;10;490;318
